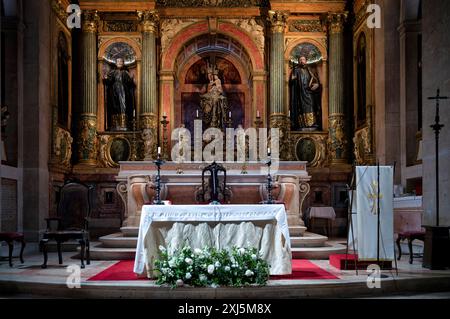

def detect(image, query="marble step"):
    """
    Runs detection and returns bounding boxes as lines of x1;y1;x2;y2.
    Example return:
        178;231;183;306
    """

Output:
289;226;307;237
121;227;139;237
83;243;136;260
292;243;347;260
290;232;328;248
99;233;138;248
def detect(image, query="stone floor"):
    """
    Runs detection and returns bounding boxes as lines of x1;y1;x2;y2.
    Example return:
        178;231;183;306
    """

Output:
0;241;449;299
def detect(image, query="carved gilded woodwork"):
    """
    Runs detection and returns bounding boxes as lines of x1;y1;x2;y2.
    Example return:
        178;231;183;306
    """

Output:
137;10;159;33
328;114;348;164
326;12;348;34
160;18;198;53
267;10;289;33
82;10;99;33
103;20;138;32
77;115;98;165
228;18;265;53
269;114;290;160
156;0;266;7
289;132;327;168
289;19;325;33
98;134;132;168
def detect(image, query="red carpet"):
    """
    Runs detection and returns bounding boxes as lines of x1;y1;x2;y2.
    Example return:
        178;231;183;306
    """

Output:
88;259;338;281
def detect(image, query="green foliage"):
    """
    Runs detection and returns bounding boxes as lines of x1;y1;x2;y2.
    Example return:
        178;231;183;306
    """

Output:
154;246;270;288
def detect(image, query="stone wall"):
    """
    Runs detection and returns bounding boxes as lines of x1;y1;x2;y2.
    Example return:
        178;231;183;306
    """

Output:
422;0;450;226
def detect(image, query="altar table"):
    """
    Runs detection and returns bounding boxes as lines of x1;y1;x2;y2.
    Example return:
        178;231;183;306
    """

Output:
133;204;292;277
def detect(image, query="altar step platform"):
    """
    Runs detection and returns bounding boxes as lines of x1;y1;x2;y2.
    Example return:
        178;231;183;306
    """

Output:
85;226;347;261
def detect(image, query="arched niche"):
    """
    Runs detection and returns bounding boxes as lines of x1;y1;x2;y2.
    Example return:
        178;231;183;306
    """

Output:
97;38;142;132
174;33;253;133
285;39;328;131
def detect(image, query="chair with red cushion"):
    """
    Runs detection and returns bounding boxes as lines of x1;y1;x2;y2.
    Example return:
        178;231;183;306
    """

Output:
394;209;425;264
0;232;25;267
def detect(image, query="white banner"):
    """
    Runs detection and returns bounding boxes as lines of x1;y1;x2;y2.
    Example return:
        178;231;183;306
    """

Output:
356;166;394;261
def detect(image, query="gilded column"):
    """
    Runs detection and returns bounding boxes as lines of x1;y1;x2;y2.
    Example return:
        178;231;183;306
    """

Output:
327;12;348;165
138;10;159;159
78;10;98;166
267;10;289;159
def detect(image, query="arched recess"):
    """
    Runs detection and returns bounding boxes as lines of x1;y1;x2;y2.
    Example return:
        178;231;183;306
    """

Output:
174;33;253;133
160;21;266;142
284;38;328;130
97;37;142;132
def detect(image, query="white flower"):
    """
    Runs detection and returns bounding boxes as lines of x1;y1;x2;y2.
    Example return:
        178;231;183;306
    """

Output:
251;254;257;260
215;261;221;268
168;258;176;268
185;257;193;265
245;270;254;277
158;245;166;252
232;263;238;268
238;248;246;255
199;274;207;282
211;283;219;288
224;266;231;272
230;256;236;264
185;272;192;280
207;264;215;274
176;279;184;287
194;248;202;255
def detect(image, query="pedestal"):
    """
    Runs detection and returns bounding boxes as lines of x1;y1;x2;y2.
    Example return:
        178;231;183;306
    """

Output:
422;225;450;270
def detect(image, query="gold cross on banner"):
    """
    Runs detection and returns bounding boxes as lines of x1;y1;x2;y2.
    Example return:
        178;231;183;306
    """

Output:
367;180;383;215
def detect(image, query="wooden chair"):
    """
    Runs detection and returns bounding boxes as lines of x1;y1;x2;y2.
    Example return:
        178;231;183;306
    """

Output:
0;232;25;267
40;179;93;269
394;209;425;264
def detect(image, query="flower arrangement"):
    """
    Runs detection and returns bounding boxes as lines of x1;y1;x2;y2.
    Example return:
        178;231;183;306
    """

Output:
154;245;270;288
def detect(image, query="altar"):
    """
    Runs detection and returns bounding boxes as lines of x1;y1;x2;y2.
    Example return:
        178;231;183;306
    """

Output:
116;161;311;231
133;204;292;277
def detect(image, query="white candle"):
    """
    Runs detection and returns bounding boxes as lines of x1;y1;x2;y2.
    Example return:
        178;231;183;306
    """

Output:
229;111;232;118
196;110;199;118
268;147;271;155
163;111;166;117
257;110;260;117
133;109;136;118
157;146;161;155
288;110;291;117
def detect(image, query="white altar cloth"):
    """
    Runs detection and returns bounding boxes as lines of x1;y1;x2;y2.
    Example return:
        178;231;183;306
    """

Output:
133;204;292;277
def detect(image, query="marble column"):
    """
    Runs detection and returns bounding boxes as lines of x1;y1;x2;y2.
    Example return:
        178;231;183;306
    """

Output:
138;10;159;159
77;11;98;166
327;12;348;165
267;10;289;160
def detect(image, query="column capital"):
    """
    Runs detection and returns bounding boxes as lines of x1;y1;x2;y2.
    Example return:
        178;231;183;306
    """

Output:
267;10;289;33
138;10;159;33
326;12;348;34
82;10;99;33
